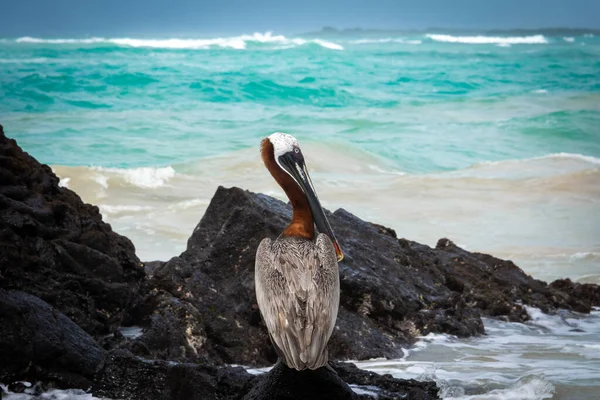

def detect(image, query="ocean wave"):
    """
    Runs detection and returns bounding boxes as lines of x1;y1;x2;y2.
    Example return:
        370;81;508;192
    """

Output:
13;33;344;51
563;37;576;42
351;38;422;45
448;375;555;400
570;252;600;262
95;166;176;189
472;152;600;169
426;34;548;44
0;57;49;63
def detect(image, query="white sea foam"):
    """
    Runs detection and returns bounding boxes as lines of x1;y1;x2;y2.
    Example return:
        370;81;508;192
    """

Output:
349;384;380;396
471;152;600;169
447;375;554;400
58;177;70;188
312;39;344;50
15;36;106;44
540;152;600;166
563;37;575;42
13;33;343;51
93;174;109;189
93;166;176;189
119;326;144;339
1;385;104;399
426;34;548;45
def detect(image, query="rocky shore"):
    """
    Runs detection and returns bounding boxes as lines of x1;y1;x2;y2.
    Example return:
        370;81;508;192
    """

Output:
1;124;599;399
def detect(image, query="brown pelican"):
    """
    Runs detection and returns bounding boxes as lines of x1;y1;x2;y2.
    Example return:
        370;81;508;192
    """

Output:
255;132;344;371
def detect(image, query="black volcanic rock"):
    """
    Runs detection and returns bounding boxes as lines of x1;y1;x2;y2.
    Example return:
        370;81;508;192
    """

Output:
128;185;600;368
2;128;598;399
93;353;439;400
0;289;106;388
0;124;144;336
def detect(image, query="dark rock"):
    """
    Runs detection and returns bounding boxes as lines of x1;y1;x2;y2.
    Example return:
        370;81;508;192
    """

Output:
243;361;356;400
93;350;256;400
0;125;144;336
131;186;600;368
0;289;106;388
7;382;27;393
332;362;440;400
93;352;439;400
550;278;600;309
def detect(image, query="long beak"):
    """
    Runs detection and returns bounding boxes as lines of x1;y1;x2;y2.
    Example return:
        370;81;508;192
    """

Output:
279;154;344;262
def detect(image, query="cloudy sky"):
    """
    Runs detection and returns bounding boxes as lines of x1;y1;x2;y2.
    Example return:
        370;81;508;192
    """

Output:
1;0;598;37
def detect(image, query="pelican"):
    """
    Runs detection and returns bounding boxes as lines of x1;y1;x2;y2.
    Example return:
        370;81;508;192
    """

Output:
255;132;344;371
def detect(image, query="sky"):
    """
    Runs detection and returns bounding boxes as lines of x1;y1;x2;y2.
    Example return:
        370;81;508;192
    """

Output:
0;0;598;37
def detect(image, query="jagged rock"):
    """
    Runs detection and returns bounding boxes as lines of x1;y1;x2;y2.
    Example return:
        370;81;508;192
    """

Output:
0;289;106;388
549;278;600;309
93;350;255;400
243;361;439;400
130;186;599;368
0;124;144;336
93;352;439;400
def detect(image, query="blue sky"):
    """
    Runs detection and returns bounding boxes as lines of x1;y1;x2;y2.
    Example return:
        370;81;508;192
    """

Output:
1;0;598;37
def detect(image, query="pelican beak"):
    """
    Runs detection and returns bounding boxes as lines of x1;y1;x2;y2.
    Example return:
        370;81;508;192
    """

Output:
279;153;344;262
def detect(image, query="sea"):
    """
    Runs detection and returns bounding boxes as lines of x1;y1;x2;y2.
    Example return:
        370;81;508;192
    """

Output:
1;30;599;400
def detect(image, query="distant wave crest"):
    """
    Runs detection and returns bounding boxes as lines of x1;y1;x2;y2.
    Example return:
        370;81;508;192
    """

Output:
14;32;344;51
426;34;548;44
351;38;422;45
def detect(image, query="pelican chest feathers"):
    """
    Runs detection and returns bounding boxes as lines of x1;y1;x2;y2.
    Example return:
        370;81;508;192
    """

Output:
255;132;343;371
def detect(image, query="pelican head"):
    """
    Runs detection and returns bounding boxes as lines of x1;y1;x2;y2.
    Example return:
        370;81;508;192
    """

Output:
262;132;343;262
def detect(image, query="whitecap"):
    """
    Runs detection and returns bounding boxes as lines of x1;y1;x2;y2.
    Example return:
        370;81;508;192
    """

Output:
93;166;176;189
472;152;600;169
15;36;107;44
312;39;344;50
448;375;554;400
351;38;421;45
426;34;548;45
563;37;575;43
14;33;343;51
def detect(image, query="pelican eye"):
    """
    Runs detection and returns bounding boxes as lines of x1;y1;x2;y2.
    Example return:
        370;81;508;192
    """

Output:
294;148;299;154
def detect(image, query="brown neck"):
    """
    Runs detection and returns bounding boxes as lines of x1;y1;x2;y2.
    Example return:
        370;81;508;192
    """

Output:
261;138;314;240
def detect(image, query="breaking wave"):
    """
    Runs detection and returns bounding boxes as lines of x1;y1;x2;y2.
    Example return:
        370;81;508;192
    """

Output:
351;38;422;45
14;33;344;50
426;34;548;45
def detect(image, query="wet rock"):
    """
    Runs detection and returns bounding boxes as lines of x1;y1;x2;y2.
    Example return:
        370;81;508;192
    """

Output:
549;278;600;310
94;350;255;400
0;289;106;388
243;361;356;400
132;186;600;367
0;125;144;336
93;352;439;400
332;361;440;400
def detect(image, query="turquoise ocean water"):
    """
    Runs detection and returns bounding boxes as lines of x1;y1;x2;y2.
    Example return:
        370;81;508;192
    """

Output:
1;32;599;171
1;32;600;400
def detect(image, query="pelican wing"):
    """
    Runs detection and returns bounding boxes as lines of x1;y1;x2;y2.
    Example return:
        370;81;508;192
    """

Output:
255;234;340;370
